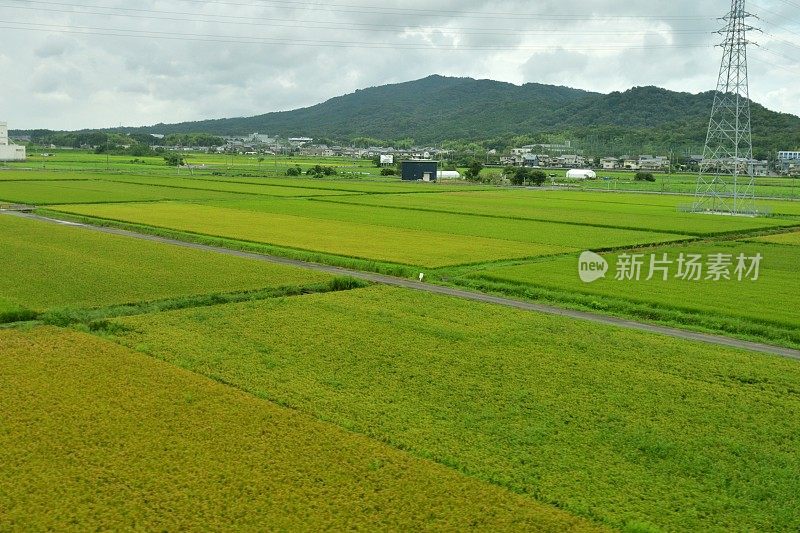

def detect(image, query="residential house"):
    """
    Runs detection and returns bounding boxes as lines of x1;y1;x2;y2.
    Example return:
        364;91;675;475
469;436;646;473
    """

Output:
522;154;542;167
623;158;640;171
638;155;670;172
601;157;621;170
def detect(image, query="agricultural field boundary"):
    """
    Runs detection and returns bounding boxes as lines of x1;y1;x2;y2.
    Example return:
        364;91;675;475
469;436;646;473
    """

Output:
7;210;799;361
0;279;367;328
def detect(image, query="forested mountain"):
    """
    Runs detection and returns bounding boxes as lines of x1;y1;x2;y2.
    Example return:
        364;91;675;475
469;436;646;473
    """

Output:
68;76;800;155
125;76;594;141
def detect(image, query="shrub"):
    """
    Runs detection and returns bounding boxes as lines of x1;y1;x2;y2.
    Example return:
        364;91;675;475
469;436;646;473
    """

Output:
635;172;656;182
163;153;184;167
464;161;484;181
508;167;546;186
307;165;337;177
530;170;547;186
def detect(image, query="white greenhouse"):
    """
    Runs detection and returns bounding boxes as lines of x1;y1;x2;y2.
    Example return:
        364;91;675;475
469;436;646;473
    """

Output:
566;169;597;180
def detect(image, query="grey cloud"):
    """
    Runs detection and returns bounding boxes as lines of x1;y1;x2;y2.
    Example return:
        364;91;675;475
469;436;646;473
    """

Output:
34;37;72;59
2;0;797;129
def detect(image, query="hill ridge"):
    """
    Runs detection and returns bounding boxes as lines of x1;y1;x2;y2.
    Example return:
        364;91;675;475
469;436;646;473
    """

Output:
33;75;800;154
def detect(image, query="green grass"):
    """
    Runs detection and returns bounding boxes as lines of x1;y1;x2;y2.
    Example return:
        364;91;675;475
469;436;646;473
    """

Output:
52;202;564;268
0;297;36;323
0;327;600;532
109;286;800;532
0;214;330;312
38;278;369;329
322;190;799;235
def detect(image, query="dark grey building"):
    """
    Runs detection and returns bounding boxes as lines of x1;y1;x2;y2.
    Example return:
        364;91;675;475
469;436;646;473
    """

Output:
401;160;438;181
522;154;541;167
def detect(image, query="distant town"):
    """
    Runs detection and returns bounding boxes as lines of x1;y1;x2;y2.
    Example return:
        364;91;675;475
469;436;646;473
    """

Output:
5;127;799;177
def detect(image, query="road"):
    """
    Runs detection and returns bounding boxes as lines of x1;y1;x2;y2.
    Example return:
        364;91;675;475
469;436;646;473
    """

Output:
5;209;800;361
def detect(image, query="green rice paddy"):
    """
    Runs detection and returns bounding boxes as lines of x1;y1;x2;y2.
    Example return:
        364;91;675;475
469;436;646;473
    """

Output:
3;153;799;531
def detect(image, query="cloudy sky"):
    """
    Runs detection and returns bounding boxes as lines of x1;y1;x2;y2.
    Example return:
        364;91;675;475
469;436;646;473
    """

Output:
2;0;799;130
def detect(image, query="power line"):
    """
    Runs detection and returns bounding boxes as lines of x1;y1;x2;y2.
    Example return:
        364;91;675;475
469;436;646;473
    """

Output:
762;32;800;52
774;0;800;12
0;20;717;50
6;0;718;22
204;0;715;19
0;2;718;38
751;53;800;74
757;44;800;65
750;2;800;32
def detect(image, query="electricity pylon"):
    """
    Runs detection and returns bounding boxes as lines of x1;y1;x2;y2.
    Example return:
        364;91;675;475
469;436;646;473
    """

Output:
693;0;757;216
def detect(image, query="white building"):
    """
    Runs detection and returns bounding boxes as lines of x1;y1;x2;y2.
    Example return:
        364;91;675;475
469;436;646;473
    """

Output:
0;122;26;162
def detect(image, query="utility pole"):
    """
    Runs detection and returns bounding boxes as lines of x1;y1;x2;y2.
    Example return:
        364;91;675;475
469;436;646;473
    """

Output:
693;0;758;215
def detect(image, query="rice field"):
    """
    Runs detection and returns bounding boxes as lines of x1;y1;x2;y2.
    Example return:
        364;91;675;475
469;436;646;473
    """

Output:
0;327;597;532
0;179;242;204
52;202;568;267
4;154;799;531
319;190;799;235
110;286;800;532
205;197;688;250
0;214;330;312
466;240;800;346
752;229;800;246
102;176;364;197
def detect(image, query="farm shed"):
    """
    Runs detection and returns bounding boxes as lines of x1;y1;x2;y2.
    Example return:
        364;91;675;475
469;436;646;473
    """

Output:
566;169;597;179
402;160;439;181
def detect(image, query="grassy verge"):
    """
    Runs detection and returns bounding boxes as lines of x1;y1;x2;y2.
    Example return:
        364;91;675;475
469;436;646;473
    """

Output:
0;278;367;327
42;278;369;329
0;298;37;324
